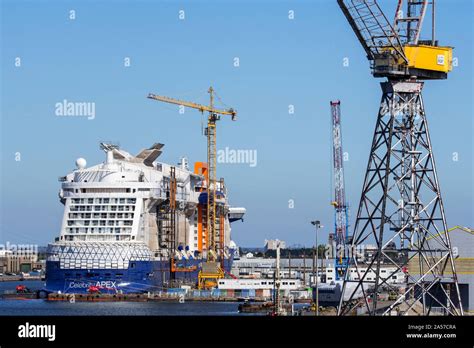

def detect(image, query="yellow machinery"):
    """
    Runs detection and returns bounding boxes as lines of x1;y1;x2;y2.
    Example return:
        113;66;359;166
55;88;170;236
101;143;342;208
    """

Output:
338;0;453;80
198;261;224;289
403;44;452;73
148;87;236;288
375;44;452;78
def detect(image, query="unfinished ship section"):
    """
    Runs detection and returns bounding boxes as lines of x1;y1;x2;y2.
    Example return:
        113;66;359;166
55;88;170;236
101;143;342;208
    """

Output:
45;142;244;293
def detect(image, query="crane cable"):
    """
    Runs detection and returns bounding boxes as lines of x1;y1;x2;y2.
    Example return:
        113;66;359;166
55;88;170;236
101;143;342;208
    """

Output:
213;89;231;110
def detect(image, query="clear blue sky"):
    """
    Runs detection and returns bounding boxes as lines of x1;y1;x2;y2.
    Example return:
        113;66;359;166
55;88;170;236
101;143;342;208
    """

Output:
1;0;472;248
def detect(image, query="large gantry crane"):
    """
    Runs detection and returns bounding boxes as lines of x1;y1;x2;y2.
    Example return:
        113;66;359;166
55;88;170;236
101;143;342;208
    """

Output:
148;87;236;288
336;0;463;316
330;101;349;280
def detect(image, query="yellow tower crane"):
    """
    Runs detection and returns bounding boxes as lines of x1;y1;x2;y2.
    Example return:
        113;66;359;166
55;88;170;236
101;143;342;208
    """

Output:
147;87;237;287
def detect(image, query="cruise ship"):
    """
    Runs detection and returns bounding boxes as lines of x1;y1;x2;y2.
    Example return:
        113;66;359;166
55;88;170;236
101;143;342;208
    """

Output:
45;142;245;293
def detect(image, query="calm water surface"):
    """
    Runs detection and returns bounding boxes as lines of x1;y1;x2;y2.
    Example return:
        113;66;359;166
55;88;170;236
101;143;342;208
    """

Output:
0;280;255;316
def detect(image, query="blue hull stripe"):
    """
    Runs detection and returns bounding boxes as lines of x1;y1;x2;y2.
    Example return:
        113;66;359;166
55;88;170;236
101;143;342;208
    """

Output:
45;259;233;294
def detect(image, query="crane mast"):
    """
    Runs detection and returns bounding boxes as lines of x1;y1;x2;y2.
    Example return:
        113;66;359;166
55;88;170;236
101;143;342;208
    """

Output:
330;101;349;280
207;87;218;261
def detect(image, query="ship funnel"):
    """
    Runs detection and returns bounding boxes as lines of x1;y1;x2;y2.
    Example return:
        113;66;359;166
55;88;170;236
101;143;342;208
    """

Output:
100;143;119;165
106;150;114;165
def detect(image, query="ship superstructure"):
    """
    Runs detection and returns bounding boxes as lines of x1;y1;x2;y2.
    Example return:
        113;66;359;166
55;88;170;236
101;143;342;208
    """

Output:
46;142;245;293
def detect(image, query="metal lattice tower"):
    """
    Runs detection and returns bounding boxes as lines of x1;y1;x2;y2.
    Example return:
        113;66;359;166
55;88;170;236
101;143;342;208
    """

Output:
338;80;463;316
207;87;218;259
394;0;428;45
168;166;177;281
330;101;350;279
156;167;177;264
218;177;227;269
336;0;463;316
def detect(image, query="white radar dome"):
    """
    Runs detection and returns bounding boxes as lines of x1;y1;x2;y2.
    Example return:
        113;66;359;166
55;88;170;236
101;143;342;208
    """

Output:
75;158;87;169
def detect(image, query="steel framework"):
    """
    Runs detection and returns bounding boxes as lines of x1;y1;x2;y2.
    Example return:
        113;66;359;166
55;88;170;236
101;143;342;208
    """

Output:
337;80;463;316
337;0;407;63
330;101;350;279
394;0;428;45
157;167;177;261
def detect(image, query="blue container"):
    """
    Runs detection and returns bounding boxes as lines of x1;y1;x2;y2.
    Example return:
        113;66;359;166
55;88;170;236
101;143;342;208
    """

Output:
248;289;256;298
199;191;225;204
198;193;207;204
200;290;211;297
167;288;185;294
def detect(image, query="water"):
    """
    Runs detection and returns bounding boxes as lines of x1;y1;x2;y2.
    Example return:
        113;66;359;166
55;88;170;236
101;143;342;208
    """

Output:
0;280;252;316
0;299;247;316
0;280;45;292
